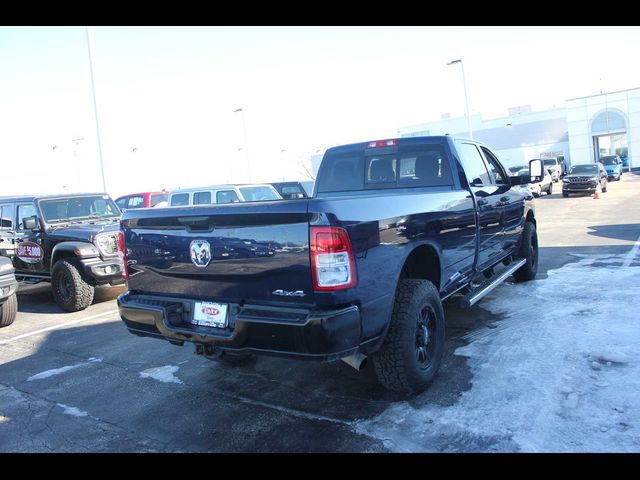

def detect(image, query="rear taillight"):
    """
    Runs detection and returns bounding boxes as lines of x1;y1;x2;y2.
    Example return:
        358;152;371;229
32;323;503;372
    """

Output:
310;226;356;291
117;230;129;280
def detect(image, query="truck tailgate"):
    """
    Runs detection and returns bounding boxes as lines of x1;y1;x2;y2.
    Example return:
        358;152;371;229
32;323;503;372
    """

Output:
121;201;313;305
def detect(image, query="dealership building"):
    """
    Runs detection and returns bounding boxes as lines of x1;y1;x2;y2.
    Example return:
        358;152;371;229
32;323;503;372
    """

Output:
398;87;640;171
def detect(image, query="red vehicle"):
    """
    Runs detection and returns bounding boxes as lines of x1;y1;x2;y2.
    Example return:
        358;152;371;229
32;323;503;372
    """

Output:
115;191;168;211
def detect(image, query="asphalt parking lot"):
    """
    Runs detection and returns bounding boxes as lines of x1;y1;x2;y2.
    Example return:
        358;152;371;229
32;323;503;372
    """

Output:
2;173;640;452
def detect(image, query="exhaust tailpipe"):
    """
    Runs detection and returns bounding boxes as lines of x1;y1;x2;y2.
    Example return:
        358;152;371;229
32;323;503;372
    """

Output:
341;352;368;371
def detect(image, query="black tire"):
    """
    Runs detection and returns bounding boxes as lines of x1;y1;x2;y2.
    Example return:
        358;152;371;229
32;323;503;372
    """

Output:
372;279;445;394
562;192;569;198
0;293;17;328
602;181;607;193
513;221;538;282
51;259;94;312
547;182;553;195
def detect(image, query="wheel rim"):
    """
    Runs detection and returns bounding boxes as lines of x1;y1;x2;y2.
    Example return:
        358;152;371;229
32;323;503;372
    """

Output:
55;271;73;302
415;306;437;369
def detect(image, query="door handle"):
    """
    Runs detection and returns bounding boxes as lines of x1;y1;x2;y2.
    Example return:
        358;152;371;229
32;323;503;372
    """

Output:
500;196;510;203
477;198;488;207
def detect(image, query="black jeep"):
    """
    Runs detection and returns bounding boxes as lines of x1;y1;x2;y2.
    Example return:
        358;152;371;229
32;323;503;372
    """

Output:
0;193;124;312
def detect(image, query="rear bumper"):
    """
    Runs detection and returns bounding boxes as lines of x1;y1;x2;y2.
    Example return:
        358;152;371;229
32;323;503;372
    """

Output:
117;291;365;361
0;272;18;303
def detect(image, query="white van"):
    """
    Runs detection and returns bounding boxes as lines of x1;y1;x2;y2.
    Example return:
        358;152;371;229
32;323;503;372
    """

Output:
168;184;282;207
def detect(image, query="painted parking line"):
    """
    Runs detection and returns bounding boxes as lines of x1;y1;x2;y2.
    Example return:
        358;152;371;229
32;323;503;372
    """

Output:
0;309;119;345
622;232;640;268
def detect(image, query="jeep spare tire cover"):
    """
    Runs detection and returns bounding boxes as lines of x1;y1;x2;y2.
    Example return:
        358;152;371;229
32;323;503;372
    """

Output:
16;241;44;264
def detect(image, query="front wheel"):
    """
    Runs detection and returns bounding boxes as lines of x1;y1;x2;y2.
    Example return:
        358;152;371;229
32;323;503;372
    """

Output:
513;221;538;282
547;182;553;195
372;279;445;394
0;293;17;328
602;181;608;193
51;260;95;312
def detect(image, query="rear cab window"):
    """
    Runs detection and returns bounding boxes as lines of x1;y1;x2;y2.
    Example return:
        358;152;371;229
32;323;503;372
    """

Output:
317;143;453;193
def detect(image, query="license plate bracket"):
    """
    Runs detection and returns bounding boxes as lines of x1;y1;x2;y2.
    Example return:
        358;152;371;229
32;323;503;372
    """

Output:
192;301;228;328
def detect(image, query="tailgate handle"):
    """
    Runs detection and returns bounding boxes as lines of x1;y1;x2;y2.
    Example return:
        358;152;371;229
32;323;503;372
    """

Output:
177;216;215;233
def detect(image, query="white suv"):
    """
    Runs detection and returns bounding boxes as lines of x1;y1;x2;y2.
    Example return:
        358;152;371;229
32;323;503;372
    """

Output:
168;184;282;207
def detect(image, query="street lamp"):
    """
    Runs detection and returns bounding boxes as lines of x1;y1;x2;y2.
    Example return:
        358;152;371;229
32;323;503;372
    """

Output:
234;108;251;182
85;26;107;191
447;59;473;139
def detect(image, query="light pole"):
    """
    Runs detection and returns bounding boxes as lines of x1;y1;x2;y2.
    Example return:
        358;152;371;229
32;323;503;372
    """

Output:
447;59;473;139
234;108;251;182
85;26;107;192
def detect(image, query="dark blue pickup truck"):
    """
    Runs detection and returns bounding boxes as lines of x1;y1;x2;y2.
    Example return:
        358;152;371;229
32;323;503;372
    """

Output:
118;136;544;394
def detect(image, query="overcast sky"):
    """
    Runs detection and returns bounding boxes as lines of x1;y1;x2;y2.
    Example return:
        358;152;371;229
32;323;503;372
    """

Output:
1;26;638;198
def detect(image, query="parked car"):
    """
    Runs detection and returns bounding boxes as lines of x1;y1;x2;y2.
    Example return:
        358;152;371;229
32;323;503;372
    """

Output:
168;184;282;207
541;158;561;182
0;256;18;327
599;155;623;180
117;135;544;394
0;193;125;312
115;191;169;211
562;163;608;197
620;155;630;171
270;181;314;199
508;165;553;197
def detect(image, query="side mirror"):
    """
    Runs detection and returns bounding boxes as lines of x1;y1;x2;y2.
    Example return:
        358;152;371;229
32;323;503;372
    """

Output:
23;215;39;231
529;159;544;183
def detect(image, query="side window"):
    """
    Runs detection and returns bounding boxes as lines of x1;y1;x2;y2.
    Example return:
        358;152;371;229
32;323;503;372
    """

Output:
127;196;144;208
17;203;37;230
481;147;508;184
456;143;492;187
216;190;240;204
115;198;127;210
0;204;14;229
170;193;189;206
193;191;212;205
150;193;168;207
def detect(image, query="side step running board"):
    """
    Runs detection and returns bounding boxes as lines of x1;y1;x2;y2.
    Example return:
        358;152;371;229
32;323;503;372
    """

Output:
459;258;526;309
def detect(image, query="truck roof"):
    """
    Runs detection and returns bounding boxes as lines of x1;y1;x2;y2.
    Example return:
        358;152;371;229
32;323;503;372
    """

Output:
0;193;110;203
324;135;484;155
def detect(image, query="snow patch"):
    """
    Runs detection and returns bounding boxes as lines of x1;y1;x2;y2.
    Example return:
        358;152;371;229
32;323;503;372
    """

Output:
57;403;88;417
27;357;103;381
355;254;640;452
140;365;183;384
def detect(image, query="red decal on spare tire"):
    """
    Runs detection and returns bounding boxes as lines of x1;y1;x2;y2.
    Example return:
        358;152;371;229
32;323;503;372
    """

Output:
16;241;44;263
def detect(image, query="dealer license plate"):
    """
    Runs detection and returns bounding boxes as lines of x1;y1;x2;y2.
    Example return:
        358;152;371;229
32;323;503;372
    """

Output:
192;302;228;328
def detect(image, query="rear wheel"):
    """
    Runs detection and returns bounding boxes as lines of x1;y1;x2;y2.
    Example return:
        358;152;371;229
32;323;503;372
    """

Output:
372;279;445;394
0;293;17;328
547;182;553;195
51;259;94;312
513;221;538;282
